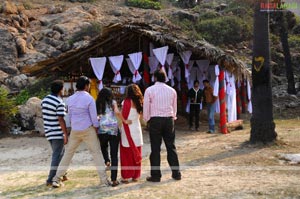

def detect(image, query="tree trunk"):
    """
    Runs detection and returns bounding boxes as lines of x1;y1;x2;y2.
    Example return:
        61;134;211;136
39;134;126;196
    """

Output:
250;1;277;143
278;12;297;94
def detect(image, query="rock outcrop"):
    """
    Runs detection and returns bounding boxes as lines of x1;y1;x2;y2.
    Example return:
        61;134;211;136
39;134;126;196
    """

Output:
0;29;18;75
17;97;44;134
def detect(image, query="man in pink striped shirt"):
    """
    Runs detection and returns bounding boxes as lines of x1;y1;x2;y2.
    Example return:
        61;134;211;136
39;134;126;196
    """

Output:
143;69;181;182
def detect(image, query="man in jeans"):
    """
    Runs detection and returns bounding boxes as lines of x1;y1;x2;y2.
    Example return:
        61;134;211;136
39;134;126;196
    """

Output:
203;79;218;133
41;80;68;186
52;76;107;188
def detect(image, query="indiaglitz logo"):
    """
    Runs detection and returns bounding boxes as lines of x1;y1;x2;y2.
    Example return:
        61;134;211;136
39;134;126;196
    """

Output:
260;0;299;12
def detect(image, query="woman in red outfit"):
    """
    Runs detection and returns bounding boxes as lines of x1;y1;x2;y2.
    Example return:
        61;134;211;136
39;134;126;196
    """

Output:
120;84;144;183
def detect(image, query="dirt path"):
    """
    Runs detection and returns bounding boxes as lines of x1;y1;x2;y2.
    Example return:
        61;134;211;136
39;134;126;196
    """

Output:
1;119;300;198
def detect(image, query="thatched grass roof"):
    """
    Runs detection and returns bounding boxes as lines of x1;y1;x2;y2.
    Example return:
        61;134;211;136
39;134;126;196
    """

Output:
22;23;251;80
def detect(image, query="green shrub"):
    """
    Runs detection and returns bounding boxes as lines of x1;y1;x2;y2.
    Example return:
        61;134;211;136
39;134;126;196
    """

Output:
198;11;220;20
288;35;300;50
14;77;54;105
70;21;102;44
126;0;161;10
224;0;254;17
195;16;252;45
0;88;17;133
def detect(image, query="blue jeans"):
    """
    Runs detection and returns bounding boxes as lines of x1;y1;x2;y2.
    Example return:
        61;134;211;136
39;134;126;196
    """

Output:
47;139;65;183
207;102;216;133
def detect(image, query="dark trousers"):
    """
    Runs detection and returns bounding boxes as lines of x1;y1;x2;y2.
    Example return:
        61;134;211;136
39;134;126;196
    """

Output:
47;139;64;183
189;104;200;129
149;117;181;179
98;133;120;181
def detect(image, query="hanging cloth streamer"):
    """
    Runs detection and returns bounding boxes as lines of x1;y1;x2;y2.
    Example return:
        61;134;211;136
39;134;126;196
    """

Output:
213;65;220;96
128;52;142;83
188;60;196;89
153;46;169;82
109;55;124;83
196;60;210;89
247;80;253;113
166;53;174;80
148;56;159;82
179;50;192;81
89;57;107;90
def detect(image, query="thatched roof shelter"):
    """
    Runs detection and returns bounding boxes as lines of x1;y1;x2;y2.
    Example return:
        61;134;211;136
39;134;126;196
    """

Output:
22;23;251;80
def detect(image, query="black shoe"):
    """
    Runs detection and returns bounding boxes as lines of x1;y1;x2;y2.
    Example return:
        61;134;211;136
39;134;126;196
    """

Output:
146;176;161;182
172;174;182;180
172;172;182;180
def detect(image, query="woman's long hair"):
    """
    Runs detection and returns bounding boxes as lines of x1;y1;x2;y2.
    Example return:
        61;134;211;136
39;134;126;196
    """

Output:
96;87;113;115
126;84;143;114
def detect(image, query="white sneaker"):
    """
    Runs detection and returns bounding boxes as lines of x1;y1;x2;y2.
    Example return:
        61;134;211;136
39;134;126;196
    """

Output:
52;180;61;188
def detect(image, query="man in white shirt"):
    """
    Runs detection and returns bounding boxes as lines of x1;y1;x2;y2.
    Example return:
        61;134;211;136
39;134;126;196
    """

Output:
143;69;181;182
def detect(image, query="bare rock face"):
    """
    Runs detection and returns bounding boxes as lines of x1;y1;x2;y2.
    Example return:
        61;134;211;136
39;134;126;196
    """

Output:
18;97;44;133
2;1;18;15
0;29;18;75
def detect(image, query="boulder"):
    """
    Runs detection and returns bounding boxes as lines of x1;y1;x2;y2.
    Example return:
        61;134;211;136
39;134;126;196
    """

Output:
5;74;29;89
34;41;61;57
0;70;9;83
0;29;18;75
15;36;27;55
18;97;44;133
2;1;18;14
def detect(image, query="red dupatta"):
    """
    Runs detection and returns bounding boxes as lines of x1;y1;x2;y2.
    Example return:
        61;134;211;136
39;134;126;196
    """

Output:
122;98;142;164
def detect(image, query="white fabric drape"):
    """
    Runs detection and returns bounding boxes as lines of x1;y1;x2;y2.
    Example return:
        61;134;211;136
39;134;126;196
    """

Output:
166;53;174;80
225;71;237;122
179;51;192;80
153;46;169;82
89;57;106;90
188;60;197;89
148;56;159;82
247;80;253;113
128;52;142;83
213;65;220;96
109;55;124;83
196;60;210;89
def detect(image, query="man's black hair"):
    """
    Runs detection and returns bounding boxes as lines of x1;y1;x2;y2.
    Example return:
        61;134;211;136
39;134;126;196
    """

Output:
203;79;209;84
76;76;90;90
51;80;64;95
154;69;166;82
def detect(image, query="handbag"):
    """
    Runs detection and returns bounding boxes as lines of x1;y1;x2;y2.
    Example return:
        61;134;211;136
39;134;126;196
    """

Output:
98;106;118;135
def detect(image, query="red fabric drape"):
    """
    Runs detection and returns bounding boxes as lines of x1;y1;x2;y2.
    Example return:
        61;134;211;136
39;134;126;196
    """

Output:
143;53;151;85
122;98;142;164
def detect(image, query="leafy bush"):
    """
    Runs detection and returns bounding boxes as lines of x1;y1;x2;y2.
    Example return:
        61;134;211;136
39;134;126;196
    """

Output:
70;21;102;44
224;0;254;17
0;88;17;133
292;24;300;34
126;0;161;10
288;35;300;50
195;16;252;46
14;77;55;105
198;11;220;20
